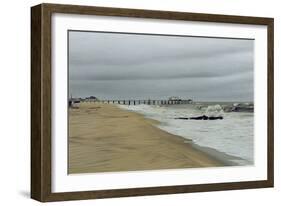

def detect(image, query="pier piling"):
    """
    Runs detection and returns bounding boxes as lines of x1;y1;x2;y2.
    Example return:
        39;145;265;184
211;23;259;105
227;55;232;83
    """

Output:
97;99;192;106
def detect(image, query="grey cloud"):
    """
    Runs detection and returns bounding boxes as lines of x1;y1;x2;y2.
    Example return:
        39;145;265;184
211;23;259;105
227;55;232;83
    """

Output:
69;31;254;101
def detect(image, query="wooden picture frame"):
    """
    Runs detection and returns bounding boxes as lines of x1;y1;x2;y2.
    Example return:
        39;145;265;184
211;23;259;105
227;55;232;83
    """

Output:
31;3;274;202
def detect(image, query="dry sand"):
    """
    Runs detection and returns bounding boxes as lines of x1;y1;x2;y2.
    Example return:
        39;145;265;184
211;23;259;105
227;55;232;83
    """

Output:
68;102;223;174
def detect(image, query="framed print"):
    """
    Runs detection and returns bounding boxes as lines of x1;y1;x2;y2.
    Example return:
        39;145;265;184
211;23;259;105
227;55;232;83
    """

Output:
31;3;274;202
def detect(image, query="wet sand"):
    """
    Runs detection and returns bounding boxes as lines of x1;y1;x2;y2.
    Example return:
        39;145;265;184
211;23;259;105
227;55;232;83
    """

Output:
68;102;224;174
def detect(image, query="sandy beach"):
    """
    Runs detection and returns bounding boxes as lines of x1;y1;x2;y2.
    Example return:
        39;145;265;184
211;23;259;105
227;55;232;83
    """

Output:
68;102;224;174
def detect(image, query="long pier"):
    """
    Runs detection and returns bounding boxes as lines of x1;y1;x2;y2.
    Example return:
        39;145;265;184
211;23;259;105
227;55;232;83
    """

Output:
85;99;192;105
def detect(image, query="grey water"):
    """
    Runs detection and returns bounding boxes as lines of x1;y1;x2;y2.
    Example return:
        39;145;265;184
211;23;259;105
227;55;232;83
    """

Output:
119;102;254;166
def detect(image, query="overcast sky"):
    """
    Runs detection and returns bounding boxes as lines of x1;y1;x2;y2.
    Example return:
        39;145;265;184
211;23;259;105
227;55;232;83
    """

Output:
69;31;254;102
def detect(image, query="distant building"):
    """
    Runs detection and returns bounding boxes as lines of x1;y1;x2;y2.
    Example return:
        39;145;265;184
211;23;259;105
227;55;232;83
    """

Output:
168;97;193;104
168;96;182;101
85;96;98;102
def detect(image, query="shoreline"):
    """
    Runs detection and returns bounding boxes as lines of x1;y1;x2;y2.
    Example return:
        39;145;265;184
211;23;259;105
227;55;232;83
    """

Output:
118;104;244;167
119;103;252;166
69;102;228;174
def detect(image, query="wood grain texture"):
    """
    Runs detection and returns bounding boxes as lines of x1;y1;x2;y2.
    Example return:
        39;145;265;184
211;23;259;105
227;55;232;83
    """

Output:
42;3;272;25
31;3;52;202
267;20;274;186
31;3;274;202
31;4;42;201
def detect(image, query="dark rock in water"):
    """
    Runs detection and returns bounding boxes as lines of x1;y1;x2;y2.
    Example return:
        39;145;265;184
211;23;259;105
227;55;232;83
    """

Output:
175;115;223;120
209;116;223;120
232;106;254;112
175;117;189;120
190;115;209;120
222;103;254;113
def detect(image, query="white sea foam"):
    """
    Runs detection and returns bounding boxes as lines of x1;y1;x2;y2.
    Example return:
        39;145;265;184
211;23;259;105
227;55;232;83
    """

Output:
205;104;224;117
118;104;254;165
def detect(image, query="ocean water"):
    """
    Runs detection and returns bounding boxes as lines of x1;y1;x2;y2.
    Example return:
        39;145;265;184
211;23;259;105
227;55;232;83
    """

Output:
118;103;254;166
